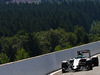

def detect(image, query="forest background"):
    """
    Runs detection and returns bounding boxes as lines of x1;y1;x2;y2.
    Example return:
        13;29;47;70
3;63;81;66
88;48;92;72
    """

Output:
0;0;100;64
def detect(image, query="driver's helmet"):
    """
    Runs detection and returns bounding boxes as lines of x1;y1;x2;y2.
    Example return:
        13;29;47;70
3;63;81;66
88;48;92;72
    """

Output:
77;51;82;58
78;55;82;58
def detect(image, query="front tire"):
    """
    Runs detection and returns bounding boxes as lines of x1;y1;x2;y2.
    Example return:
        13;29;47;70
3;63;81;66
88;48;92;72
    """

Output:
62;61;69;73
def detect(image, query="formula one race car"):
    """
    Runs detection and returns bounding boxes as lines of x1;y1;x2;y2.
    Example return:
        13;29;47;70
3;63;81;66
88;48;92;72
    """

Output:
62;50;99;73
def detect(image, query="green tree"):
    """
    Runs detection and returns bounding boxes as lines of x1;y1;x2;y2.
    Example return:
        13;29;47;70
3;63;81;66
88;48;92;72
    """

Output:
48;29;60;52
0;53;10;64
55;45;62;51
90;21;100;34
64;42;72;49
23;33;42;56
35;31;51;54
0;37;15;61
15;48;30;61
74;26;89;44
89;33;100;42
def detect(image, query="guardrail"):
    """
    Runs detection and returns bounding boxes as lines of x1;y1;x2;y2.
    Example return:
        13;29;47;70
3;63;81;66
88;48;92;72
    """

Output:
0;41;100;75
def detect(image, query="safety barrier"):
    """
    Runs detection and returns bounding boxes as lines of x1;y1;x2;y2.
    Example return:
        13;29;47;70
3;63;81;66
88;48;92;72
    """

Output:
0;41;100;75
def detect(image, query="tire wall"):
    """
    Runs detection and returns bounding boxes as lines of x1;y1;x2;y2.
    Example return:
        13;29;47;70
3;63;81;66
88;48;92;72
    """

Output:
0;41;100;75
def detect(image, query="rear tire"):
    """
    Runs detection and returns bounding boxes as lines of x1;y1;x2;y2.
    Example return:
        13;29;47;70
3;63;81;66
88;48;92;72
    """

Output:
86;60;92;70
92;57;99;66
86;65;92;70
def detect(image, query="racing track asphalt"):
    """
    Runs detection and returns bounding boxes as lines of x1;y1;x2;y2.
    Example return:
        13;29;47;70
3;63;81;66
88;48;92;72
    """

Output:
62;54;100;75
